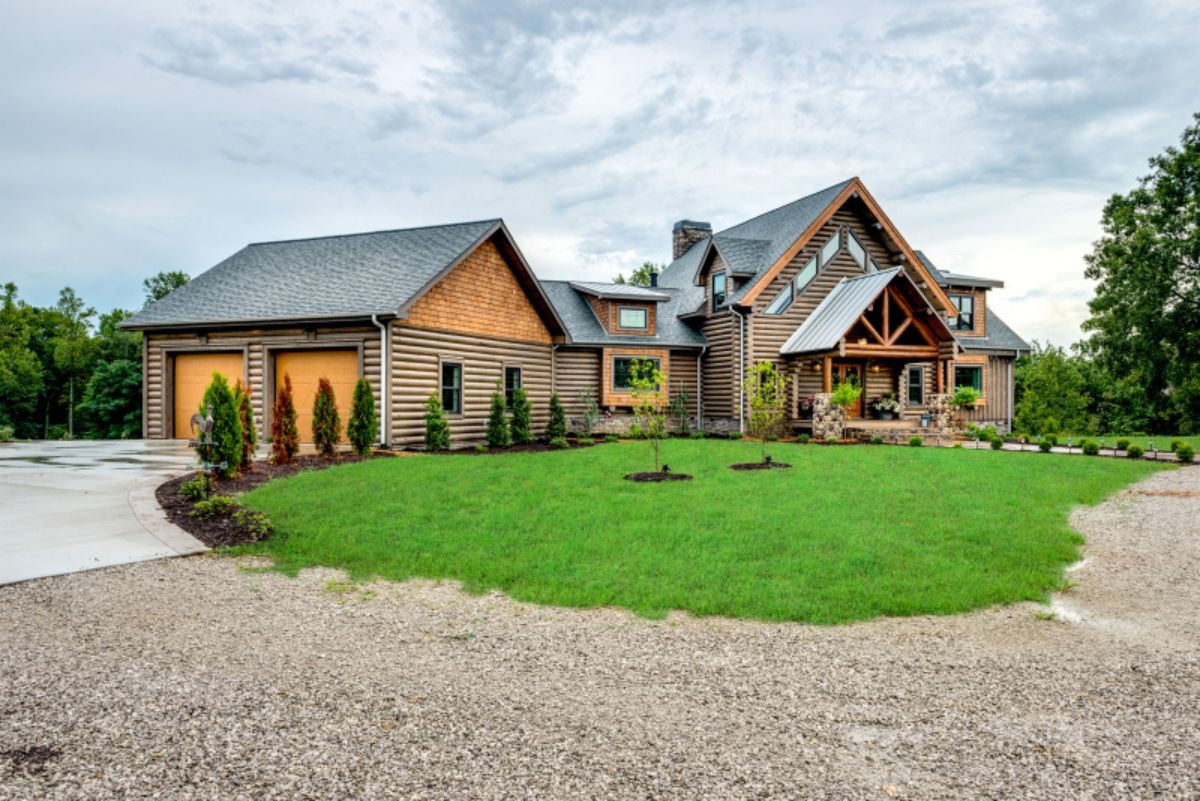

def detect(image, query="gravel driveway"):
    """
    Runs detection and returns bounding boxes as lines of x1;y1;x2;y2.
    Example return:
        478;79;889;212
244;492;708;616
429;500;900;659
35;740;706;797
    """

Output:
1;467;1198;800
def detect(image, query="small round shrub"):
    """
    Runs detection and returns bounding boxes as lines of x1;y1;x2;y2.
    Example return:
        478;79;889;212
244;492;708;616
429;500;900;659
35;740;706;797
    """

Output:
549;436;570;449
990;437;1003;451
908;436;923;447
179;478;207;502
1175;443;1195;463
1126;444;1144;459
869;435;884;445
689;430;706;440
825;436;839;445
766;434;779;442
1038;438;1054;452
728;430;743;440
605;433;619;443
1042;433;1059;447
628;423;645;439
1170;438;1185;453
577;437;594;446
952;442;963;449
1081;439;1100;456
1115;438;1131;451
797;433;811;444
474;443;488;453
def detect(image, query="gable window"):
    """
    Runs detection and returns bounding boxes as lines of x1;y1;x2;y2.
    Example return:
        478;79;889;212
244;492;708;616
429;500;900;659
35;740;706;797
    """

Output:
504;366;522;407
765;255;818;315
847;230;867;269
906;366;925;406
867;257;881;274
617;306;648;330
613;356;661;391
952;294;975;331
440;361;462;414
712;272;726;309
819;230;841;266
954;365;983;393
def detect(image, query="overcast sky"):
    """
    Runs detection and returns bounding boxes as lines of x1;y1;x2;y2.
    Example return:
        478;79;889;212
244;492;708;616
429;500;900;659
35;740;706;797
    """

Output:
3;0;1197;346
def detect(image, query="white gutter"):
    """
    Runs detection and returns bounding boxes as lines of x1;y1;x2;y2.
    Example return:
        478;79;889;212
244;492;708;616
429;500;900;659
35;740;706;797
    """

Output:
732;306;745;433
371;314;388;447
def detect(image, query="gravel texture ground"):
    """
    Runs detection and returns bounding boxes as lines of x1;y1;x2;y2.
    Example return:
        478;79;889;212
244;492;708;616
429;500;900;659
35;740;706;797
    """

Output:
2;468;1198;800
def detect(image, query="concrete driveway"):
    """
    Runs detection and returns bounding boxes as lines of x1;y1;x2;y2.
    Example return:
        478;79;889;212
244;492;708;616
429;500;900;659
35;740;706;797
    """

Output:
0;440;204;585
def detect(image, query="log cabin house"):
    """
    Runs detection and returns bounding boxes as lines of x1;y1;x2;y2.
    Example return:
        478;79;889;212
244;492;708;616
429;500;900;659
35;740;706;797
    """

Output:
124;177;1028;446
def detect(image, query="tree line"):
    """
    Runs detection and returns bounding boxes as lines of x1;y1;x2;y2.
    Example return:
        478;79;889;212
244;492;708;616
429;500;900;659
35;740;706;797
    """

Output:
0;271;188;439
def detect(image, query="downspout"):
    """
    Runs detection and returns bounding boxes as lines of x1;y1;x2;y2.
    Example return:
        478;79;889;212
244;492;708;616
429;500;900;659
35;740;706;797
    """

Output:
371;315;388;448
696;344;707;431
732;306;745;433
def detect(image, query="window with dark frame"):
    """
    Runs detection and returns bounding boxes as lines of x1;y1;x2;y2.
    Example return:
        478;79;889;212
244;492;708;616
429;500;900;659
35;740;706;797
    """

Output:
440;361;462;414
612;356;662;391
712;272;726;309
906;367;924;406
954;365;983;393
952;294;975;331
504;366;521;407
617;306;648;330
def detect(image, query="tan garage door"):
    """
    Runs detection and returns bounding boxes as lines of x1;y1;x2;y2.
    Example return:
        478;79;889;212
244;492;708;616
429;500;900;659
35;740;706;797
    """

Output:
275;349;359;443
173;352;245;438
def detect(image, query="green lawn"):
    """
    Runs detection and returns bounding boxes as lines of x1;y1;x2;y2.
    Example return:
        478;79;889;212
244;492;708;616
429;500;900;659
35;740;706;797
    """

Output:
239;440;1165;624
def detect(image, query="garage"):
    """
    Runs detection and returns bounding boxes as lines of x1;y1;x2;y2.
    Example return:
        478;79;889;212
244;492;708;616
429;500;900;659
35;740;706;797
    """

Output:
274;349;359;442
173;352;245;438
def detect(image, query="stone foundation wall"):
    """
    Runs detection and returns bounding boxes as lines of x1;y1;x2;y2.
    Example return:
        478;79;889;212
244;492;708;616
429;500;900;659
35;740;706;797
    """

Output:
811;393;846;440
927;394;957;436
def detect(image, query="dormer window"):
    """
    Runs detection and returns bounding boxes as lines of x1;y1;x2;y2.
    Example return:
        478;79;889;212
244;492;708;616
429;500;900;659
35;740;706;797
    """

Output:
617;306;648;330
952;294;975;331
712;272;727;309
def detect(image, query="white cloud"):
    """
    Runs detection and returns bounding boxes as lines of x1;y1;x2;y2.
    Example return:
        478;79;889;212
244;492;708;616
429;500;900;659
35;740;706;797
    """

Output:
1;0;1197;345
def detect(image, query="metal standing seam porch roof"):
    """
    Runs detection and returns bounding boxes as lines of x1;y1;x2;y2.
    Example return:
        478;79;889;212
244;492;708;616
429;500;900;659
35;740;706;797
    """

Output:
779;268;955;356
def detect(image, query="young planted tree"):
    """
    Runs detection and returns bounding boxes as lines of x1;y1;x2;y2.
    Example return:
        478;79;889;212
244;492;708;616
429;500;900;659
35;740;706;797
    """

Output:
546;392;568;440
669;387;691;435
576;388;599;438
200;372;243;478
628;357;668;472
271;374;300;464
311;377;341;457
486;381;511;448
743;360;790;463
424;393;451;451
233;379;257;469
347;378;377;456
510;386;533;444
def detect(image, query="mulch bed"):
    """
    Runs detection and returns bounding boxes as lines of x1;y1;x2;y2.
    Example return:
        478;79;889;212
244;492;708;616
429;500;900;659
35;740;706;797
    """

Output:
429;440;603;455
623;471;693;483
157;452;391;548
729;461;793;471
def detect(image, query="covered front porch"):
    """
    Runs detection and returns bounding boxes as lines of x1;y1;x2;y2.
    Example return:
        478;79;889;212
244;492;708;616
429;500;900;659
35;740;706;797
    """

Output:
778;268;961;436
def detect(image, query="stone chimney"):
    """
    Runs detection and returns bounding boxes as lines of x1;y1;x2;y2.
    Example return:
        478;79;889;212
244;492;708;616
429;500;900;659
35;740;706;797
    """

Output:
672;220;712;261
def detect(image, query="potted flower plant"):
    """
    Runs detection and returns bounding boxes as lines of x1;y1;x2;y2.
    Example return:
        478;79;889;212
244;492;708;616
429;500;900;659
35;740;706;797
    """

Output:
872;392;901;420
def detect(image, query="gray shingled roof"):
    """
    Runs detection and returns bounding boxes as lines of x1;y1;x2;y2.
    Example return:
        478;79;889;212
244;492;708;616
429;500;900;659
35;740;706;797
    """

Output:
568;281;671;301
658;179;854;300
124;220;501;328
540;281;706;348
959;308;1031;353
914;250;1003;288
779;269;902;355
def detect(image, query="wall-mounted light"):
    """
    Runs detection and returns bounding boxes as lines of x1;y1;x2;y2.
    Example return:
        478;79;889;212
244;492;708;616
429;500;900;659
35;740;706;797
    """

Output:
857;337;868;345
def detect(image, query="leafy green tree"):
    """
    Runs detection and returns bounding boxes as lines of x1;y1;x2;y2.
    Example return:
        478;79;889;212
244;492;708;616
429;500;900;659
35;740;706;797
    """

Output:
1082;112;1200;434
743;360;789;463
628;357;668;472
1014;342;1093;436
52;287;96;437
94;309;141;363
486;381;511;448
79;360;141;438
612;261;663;287
200;372;243;478
271;374;299;464
510;386;533;444
424;393;451;451
347;378;377;455
143;271;190;307
0;283;44;430
311;377;341;456
545;393;568;440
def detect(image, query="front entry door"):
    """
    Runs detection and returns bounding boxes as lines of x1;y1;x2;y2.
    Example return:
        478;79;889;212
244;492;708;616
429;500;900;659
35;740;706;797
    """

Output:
833;362;864;418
